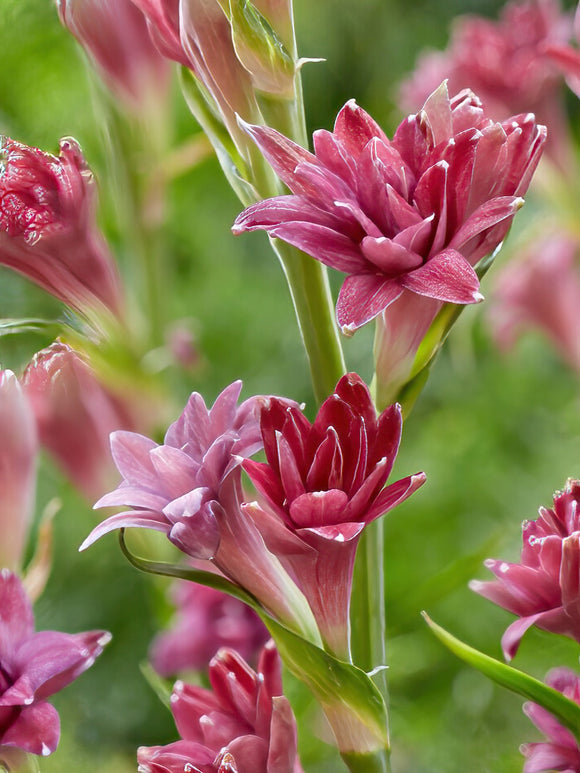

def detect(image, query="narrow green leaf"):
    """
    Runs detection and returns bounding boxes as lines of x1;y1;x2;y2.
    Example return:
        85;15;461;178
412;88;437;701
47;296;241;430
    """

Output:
424;613;580;741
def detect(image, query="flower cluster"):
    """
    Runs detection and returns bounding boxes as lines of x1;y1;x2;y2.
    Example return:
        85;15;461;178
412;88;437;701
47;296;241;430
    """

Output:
83;374;424;658
470;479;580;660
138;642;303;773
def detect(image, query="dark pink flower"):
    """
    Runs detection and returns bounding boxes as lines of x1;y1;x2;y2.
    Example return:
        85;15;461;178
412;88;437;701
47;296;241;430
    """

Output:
0;371;37;573
470;479;580;660
150;581;269;677
82;382;319;643
0;570;110;758
243;373;425;657
56;0;171;114
233;84;546;335
489;232;580;374
0;137;123;316
138;642;303;773
521;667;580;772
399;0;571;167
22;341;134;501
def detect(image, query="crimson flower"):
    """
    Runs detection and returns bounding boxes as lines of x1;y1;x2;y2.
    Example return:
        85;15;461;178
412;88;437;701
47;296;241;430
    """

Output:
137;642;303;773
233;84;546;335
0;136;122;316
243;373;425;657
149;581;269;677
521;668;580;772
470;479;580;660
0;570;110;760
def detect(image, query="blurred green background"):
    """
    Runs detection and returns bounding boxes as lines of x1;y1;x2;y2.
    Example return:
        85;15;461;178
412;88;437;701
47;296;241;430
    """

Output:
2;0;580;771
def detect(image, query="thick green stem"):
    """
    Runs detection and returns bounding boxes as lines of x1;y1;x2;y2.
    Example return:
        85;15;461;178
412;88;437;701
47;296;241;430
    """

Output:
271;239;346;404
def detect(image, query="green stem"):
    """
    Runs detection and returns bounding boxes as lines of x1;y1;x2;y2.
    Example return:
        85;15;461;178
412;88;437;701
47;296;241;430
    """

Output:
271;238;346;404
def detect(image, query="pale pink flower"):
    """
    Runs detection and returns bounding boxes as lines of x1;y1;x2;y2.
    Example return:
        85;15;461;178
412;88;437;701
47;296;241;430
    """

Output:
543;2;580;97
0;371;37;572
521;667;580;772
81;382;318;642
138;641;303;773
150;581;269;677
22;342;134;501
243;373;425;658
489;232;580;373
0;137;123;316
470;479;580;660
56;0;171;114
0;570;110;758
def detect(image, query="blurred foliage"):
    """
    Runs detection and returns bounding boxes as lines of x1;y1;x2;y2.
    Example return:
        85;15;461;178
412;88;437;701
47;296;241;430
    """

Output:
2;0;580;771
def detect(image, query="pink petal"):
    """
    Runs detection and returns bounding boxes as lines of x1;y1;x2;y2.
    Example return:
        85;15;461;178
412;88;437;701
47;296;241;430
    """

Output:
267;221;364;273
232;195;352;236
336;274;404;334
332;99;389;155
400;249;483;304
0;570;34;655
449;196;523;253
1;701;60;756
363;472;426;523
361;236;423;275
79;510;170;550
109;430;158;486
312;129;356;187
419;82;453;147
289;490;349;528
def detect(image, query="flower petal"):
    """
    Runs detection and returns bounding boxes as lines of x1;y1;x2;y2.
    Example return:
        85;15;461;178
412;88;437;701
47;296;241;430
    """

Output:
336;274;403;334
400;248;483;303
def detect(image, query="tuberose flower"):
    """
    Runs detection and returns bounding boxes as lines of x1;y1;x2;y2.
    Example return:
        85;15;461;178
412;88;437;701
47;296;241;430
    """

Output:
243;373;425;657
470;479;580;660
233;84;546;335
137;641;303;773
0;136;123;317
149;580;269;677
0;371;37;572
56;0;171;114
521;667;580;772
22;341;134;501
0;570;110;759
81;381;319;644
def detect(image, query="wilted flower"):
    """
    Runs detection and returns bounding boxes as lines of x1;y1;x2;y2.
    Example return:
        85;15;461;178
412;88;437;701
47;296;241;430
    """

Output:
82;381;319;644
0;371;37;572
521;667;580;772
243;373;425;657
138;641;303;773
0;570;110;759
150;580;269;677
0;136;123;317
489;232;580;374
233;85;545;403
22;341;134;501
56;0;171;114
399;0;570;165
470;479;580;660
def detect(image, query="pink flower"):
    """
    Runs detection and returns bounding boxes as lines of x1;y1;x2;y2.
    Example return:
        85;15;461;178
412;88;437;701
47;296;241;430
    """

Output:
489;232;580;374
399;0;571;167
22;342;134;501
56;0;171;114
243;373;425;657
233;84;546;336
82;382;319;643
543;2;580;98
0;136;123;316
137;641;303;773
521;667;580;772
0;371;37;572
149;581;269;677
470;479;580;660
0;570;110;759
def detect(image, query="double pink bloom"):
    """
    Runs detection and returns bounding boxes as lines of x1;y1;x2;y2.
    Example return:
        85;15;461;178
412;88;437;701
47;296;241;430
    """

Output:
471;479;580;660
138;642;302;773
233;84;546;335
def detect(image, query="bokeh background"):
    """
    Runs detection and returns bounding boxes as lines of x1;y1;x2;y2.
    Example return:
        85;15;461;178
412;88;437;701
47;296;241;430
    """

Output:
2;0;580;770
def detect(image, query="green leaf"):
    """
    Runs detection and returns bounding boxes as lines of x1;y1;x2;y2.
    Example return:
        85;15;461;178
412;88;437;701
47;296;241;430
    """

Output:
119;531;389;761
0;317;62;338
424;613;580;741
